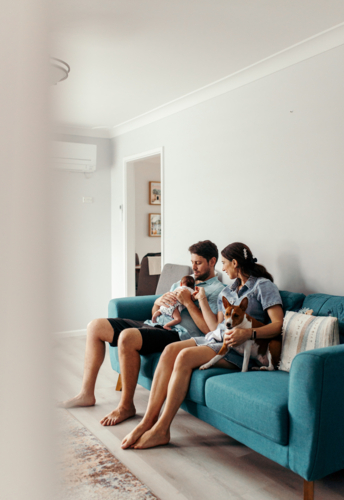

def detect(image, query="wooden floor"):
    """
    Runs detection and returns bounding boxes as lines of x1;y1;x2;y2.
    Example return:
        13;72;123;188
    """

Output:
54;336;344;500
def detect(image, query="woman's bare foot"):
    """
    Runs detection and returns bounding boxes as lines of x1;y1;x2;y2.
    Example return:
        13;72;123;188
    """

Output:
59;393;96;409
121;418;156;449
133;423;170;449
100;404;136;426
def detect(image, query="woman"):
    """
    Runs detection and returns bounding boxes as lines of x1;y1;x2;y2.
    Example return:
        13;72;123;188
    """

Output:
121;242;284;450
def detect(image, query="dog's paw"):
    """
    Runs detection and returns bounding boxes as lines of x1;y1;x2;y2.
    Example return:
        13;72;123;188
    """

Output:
251;367;260;371
199;364;207;370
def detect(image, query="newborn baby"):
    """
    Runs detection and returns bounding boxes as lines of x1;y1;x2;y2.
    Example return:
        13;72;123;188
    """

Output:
152;275;196;330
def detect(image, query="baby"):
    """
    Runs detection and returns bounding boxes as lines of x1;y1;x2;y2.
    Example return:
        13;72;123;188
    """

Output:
152;275;196;330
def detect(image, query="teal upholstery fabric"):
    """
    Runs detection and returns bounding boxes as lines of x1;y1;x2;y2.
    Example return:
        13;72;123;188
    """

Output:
205;371;290;445
279;290;306;313
186;367;236;406
108;295;159;321
288;344;344;480
303;293;344;343
181;399;289;468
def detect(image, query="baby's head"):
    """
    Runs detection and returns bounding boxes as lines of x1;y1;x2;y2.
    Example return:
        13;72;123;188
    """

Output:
181;275;195;289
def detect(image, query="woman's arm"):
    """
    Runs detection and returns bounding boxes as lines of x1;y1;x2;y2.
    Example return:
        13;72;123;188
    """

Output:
176;288;211;334
224;305;284;348
194;286;223;331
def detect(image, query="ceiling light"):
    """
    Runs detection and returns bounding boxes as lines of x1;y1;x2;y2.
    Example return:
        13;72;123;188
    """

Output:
50;58;70;85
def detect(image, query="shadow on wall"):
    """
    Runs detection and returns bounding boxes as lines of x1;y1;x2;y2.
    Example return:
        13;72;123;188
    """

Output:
277;252;314;296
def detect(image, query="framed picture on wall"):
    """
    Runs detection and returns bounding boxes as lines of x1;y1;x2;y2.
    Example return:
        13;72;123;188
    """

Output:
149;181;161;205
149;213;161;237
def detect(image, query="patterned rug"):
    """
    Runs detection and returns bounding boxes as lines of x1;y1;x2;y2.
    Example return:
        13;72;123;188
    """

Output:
56;410;159;500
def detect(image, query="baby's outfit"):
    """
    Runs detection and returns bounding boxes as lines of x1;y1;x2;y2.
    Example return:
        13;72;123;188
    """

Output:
159;286;194;317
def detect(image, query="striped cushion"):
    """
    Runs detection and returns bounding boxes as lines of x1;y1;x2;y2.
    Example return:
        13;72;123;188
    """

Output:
279;311;340;372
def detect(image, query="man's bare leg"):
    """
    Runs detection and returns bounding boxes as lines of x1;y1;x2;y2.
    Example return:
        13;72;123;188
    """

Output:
100;327;142;426
60;319;114;408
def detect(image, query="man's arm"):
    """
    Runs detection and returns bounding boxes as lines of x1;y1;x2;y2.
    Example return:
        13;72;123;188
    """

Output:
176;289;210;334
151;292;177;316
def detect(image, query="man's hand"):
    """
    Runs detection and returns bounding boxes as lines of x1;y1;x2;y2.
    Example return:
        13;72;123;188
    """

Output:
155;292;177;308
175;288;193;306
224;328;252;347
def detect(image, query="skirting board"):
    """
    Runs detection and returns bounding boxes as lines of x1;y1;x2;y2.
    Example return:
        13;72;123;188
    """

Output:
53;329;87;338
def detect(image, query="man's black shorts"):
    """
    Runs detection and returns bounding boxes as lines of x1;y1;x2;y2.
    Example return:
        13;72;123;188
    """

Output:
107;318;180;356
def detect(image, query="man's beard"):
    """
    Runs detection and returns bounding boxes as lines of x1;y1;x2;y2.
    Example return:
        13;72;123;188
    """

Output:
195;267;211;282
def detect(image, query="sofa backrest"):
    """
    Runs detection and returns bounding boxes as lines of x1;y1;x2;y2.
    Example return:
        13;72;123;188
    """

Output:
156;263;192;295
302;293;344;344
280;290;306;313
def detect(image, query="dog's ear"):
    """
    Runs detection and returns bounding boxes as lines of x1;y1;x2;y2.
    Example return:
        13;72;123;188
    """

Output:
222;296;230;309
239;297;249;311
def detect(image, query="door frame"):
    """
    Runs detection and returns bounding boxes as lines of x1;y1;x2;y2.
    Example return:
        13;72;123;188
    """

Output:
123;147;164;296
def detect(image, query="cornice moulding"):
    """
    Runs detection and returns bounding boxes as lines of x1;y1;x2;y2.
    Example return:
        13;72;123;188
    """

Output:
53;124;112;139
110;22;344;138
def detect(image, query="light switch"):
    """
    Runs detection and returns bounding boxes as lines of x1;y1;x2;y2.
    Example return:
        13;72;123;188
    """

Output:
83;197;94;203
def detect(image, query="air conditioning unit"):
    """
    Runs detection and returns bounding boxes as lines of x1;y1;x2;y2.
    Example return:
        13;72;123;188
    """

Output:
51;141;97;173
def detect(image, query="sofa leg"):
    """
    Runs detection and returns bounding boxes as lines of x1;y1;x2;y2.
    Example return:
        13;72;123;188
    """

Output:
116;374;122;391
304;480;314;500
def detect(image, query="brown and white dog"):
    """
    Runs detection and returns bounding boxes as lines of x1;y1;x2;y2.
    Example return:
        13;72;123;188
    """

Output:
200;296;281;372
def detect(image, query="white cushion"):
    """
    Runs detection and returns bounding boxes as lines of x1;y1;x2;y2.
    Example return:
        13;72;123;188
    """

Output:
279;311;340;372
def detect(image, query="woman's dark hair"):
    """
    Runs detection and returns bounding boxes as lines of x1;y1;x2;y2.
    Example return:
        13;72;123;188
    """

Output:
181;275;195;289
221;242;274;283
188;240;218;264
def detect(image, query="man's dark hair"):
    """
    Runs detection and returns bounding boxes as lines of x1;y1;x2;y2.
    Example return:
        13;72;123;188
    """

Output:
188;240;219;264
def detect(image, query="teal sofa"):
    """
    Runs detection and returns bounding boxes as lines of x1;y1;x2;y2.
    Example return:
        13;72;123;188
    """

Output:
108;291;344;500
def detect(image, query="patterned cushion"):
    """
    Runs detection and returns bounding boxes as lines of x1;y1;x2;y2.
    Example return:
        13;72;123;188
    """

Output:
279;311;340;372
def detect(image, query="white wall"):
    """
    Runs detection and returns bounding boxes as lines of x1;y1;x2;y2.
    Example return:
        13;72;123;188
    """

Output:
51;135;112;332
111;44;344;298
135;159;161;262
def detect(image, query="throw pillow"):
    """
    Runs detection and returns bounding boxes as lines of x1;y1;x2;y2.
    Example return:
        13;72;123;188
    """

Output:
279;311;340;372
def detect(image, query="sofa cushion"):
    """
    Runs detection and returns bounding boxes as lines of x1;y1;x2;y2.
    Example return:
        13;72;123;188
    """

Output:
303;293;344;344
279;311;340;372
186;367;236;406
205;371;290;445
280;290;306;313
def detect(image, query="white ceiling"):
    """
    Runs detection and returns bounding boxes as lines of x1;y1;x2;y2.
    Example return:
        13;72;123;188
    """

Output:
50;0;344;135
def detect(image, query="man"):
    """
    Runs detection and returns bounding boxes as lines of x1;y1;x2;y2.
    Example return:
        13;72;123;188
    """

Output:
62;240;224;426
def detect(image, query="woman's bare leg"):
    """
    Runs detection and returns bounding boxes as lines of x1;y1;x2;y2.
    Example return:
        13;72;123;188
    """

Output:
121;339;195;449
60;319;114;408
133;346;234;449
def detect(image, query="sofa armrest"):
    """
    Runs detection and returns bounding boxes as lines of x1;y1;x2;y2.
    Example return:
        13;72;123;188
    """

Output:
108;295;161;322
288;344;344;481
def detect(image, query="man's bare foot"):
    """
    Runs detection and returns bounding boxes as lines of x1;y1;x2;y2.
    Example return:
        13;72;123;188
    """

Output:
133;424;170;449
121;418;156;449
163;325;172;330
100;405;136;426
59;393;96;409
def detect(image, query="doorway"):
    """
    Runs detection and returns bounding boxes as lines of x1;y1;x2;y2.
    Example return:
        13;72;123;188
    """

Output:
123;148;164;297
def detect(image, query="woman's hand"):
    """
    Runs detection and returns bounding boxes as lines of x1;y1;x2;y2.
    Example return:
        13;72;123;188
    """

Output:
224;328;252;348
193;286;206;302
